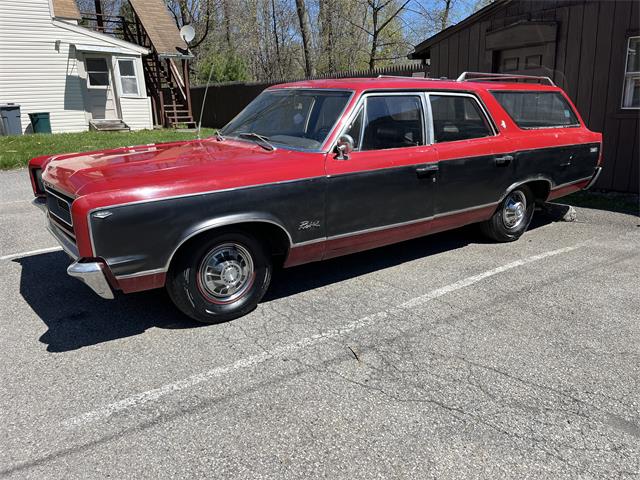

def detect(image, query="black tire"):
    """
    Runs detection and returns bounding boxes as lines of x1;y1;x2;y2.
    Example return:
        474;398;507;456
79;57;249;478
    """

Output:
166;231;272;323
480;185;535;242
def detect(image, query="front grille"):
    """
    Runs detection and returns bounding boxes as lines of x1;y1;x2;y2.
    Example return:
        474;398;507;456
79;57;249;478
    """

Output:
45;187;74;234
47;215;79;259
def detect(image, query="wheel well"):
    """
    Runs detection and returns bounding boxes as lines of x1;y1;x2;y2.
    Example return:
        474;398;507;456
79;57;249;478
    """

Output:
523;180;552;204
170;221;291;270
504;180;550;205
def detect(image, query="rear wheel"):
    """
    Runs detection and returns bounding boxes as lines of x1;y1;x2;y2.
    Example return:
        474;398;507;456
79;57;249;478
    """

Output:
167;231;272;323
481;185;534;242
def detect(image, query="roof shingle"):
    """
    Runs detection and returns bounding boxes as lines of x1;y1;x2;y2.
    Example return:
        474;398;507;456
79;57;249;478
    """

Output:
51;0;81;20
128;0;188;56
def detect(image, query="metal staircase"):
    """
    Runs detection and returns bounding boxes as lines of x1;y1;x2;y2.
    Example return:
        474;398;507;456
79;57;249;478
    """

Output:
82;0;195;129
140;55;196;128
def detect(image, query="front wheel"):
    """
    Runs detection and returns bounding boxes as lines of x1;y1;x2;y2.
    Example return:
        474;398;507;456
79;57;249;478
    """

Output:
480;185;534;242
167;231;272;323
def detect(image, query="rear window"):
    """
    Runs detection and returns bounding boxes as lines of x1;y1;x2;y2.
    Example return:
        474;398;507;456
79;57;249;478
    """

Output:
491;91;580;129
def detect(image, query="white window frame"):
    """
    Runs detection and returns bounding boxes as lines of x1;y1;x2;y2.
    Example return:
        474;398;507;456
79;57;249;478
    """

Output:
116;58;140;97
622;36;640;109
85;56;110;90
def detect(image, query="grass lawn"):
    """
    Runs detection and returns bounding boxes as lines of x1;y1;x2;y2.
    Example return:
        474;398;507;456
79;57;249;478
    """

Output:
0;128;216;170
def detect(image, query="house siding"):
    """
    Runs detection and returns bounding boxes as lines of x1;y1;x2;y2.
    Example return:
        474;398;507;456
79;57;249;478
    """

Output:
119;97;153;130
417;0;639;193
0;0;88;132
0;0;153;133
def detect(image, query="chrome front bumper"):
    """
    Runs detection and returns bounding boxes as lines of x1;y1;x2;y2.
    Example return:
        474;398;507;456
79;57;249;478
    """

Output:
34;197;114;300
67;261;115;300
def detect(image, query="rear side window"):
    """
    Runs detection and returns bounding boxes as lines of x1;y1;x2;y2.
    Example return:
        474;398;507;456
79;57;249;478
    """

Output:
429;95;493;143
492;91;580;129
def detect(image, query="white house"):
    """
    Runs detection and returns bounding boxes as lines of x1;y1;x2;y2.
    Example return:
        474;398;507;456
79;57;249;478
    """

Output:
0;0;154;133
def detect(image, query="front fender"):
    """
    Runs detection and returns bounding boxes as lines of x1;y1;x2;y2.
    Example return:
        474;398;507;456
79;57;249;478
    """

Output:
164;212;293;270
88;177;325;277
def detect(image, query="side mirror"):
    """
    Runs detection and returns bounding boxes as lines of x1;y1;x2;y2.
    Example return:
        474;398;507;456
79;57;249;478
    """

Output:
335;134;354;160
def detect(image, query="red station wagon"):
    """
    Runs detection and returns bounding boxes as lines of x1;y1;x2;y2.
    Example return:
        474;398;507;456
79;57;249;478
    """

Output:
29;72;603;323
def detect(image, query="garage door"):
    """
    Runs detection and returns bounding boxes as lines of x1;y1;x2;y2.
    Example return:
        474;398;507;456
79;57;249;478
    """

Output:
495;45;553;77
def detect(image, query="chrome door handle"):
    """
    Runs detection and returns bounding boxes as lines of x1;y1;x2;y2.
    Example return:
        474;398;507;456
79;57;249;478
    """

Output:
495;155;513;166
416;164;439;178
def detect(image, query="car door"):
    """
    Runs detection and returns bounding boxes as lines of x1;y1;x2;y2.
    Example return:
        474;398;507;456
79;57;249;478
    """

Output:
427;92;513;215
325;92;438;257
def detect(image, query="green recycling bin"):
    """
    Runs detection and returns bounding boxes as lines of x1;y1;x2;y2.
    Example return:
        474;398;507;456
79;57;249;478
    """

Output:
29;112;51;134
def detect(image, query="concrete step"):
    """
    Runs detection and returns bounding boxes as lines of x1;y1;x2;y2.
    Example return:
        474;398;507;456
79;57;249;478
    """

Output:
89;119;130;132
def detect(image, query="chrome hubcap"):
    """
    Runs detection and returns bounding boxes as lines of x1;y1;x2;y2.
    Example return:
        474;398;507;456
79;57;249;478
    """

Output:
503;191;527;229
198;242;254;302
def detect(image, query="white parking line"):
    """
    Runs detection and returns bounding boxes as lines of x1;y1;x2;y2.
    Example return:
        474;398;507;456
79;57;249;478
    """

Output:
0;199;30;206
64;243;583;428
0;246;62;262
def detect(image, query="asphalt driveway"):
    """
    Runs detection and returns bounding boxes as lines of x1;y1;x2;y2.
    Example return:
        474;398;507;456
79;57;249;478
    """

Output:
1;168;638;479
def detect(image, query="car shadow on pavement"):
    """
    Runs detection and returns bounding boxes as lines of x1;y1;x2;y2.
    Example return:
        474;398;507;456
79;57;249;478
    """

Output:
16;252;202;353
265;211;559;301
17;213;558;352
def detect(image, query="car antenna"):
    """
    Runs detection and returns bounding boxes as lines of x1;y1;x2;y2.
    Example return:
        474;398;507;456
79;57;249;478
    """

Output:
196;61;215;141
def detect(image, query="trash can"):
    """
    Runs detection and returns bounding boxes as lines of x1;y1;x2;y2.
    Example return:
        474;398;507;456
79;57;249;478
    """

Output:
0;103;22;135
29;112;51;134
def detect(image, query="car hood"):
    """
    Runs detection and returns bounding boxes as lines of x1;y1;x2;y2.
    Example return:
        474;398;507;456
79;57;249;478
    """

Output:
40;138;306;200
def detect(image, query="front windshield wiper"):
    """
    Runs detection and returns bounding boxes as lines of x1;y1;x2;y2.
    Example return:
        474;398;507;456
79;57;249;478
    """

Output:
237;132;275;151
214;130;225;141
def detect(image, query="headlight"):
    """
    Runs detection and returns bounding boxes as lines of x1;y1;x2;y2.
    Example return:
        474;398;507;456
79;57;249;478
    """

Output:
32;168;45;194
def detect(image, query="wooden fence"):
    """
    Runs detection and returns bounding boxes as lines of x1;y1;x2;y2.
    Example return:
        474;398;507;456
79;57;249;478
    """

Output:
190;63;428;128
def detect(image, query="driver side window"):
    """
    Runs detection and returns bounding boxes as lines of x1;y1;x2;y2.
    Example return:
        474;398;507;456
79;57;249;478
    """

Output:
344;95;425;152
353;95;425;151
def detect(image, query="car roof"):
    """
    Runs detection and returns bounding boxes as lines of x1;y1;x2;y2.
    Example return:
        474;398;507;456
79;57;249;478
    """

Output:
269;76;561;93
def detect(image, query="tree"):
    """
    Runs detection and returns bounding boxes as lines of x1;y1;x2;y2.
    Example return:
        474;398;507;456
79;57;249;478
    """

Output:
295;0;315;76
143;0;471;83
165;0;216;49
318;0;335;73
222;0;232;49
439;0;452;31
356;0;412;69
197;51;249;83
318;0;371;74
408;0;463;39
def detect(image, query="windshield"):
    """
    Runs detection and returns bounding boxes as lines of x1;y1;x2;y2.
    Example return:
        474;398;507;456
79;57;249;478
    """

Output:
220;89;352;150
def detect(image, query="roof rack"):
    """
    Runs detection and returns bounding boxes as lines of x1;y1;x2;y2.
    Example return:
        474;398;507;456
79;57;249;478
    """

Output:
376;75;440;80
456;72;556;86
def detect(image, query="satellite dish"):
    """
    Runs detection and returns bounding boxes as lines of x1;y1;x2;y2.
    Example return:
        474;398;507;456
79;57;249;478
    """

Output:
180;25;196;43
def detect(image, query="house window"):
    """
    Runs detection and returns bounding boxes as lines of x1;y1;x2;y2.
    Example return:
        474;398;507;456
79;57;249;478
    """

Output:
86;58;110;88
118;59;139;96
623;36;640;108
